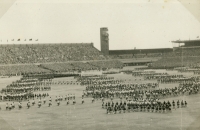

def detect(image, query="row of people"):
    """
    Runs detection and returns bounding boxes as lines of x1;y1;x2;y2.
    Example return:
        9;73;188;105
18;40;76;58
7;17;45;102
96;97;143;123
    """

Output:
84;82;159;98
0;93;49;101
104;100;187;114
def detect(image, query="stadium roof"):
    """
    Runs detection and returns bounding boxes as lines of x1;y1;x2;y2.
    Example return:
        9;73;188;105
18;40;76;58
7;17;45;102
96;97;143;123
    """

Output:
172;39;200;43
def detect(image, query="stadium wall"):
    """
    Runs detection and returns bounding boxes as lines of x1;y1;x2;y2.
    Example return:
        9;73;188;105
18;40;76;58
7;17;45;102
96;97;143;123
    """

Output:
109;48;173;55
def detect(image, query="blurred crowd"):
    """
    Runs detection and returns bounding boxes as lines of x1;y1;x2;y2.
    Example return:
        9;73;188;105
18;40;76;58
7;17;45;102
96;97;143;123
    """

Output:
109;53;162;59
0;43;106;64
151;47;200;68
0;65;50;76
40;60;123;72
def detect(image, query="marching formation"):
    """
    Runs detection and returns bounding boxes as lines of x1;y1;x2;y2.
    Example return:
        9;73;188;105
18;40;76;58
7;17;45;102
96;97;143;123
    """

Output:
80;71;200;115
1;66;200;119
103;99;188;114
3;93;77;110
0;76;52;101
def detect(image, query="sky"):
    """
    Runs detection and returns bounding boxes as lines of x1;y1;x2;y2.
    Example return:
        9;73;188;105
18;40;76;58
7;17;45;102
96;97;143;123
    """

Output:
0;0;200;50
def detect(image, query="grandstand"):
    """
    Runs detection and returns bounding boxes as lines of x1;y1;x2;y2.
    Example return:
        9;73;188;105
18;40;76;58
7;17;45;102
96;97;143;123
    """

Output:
108;48;173;65
0;64;50;76
151;40;200;68
0;43;106;64
0;31;199;75
0;42;124;76
107;38;200;68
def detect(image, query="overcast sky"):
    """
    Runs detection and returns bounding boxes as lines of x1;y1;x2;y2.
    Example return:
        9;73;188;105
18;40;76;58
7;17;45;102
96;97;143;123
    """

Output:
0;0;200;50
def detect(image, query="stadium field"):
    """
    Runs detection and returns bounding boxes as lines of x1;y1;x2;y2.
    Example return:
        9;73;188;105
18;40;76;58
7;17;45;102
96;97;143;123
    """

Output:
0;69;200;130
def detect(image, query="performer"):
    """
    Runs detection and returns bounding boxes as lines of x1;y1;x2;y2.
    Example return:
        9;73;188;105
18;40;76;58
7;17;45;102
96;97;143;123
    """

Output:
82;98;84;104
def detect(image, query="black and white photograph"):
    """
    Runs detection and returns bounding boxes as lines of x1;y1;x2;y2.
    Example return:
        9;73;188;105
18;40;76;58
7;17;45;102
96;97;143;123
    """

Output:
0;0;200;130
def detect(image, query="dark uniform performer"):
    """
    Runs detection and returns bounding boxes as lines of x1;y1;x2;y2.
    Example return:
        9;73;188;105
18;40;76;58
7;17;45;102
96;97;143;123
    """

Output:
18;102;22;109
27;101;31;109
6;103;9;110
151;105;154;112
49;97;52;107
162;105;165;113
107;106;111;114
49;100;52;107
12;102;15;109
9;104;12;111
102;102;104;108
123;105;126;113
82;98;84;104
73;99;76;105
159;105;162;112
147;105;150;112
128;105;131;112
43;98;46;104
177;100;180;108
156;105;158;112
57;100;60;106
185;101;187;107
73;94;75;100
181;100;184;107
172;100;175;109
65;95;67;101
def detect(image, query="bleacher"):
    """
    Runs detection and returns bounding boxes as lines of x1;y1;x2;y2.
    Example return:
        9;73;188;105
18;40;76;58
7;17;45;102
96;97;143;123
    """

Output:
164;47;200;57
109;53;162;59
0;43;125;75
87;60;124;69
0;43;106;64
0;65;50;76
39;60;124;72
151;47;200;68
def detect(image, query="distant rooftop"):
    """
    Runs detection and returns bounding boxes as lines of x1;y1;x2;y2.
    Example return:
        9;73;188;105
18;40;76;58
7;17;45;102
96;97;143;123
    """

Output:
172;39;200;43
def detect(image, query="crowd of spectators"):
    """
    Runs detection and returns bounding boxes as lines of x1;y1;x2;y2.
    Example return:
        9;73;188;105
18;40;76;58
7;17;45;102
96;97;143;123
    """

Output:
164;47;200;57
0;43;125;75
151;47;200;68
0;60;124;76
109;54;133;59
40;60;123;72
40;63;75;72
109;53;162;59
87;60;124;69
0;65;50;76
151;57;200;69
0;43;106;64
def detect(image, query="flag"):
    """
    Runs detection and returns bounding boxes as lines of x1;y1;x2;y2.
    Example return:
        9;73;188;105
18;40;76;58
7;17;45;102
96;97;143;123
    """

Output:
29;39;32;41
18;39;20;41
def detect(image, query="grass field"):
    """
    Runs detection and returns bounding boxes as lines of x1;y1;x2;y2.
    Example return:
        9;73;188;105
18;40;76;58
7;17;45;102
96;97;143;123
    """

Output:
0;69;200;130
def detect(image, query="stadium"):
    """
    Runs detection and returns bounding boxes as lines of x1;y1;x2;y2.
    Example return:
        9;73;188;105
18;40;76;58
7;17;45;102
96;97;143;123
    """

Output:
0;28;200;130
0;1;200;130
